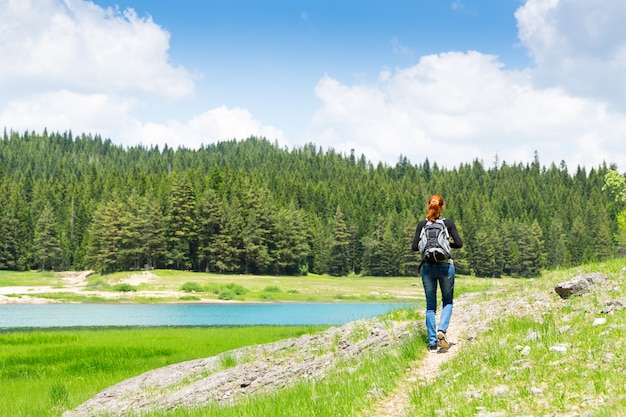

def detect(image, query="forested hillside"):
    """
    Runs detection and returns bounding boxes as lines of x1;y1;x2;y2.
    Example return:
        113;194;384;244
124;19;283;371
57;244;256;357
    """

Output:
0;130;621;277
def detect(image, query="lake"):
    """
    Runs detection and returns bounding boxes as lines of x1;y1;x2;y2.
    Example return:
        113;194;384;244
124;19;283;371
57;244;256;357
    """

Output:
0;302;415;329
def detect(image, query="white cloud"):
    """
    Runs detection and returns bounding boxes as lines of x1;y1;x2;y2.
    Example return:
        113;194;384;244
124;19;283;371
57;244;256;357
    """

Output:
516;0;626;109
0;0;283;149
0;0;193;99
312;50;626;170
309;0;626;171
0;90;135;136
125;106;285;150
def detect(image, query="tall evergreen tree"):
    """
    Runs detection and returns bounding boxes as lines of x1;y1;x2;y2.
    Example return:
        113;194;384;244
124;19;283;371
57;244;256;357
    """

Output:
401;220;421;276
197;189;223;272
362;216;386;276
213;197;244;273
84;200;123;273
0;198;22;270
166;175;198;270
33;203;61;270
473;229;497;277
272;204;311;275
311;215;332;275
118;194;144;270
546;218;570;268
143;199;166;270
329;206;350;276
518;220;545;278
241;186;274;274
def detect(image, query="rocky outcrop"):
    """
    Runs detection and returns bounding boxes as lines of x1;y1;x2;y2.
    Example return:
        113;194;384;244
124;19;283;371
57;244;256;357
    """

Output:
554;272;607;299
63;319;419;417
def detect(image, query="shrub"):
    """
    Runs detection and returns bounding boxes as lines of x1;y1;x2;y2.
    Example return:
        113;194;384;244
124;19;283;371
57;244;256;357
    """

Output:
225;283;248;295
181;281;204;293
204;283;222;294
263;285;282;293
218;290;235;300
87;279;111;290
179;295;201;301
113;283;137;292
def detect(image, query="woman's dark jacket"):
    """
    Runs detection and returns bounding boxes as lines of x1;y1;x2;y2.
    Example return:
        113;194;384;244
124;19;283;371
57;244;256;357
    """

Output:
411;218;463;253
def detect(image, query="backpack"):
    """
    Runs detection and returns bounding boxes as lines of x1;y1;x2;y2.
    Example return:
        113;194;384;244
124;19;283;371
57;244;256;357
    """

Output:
417;218;451;263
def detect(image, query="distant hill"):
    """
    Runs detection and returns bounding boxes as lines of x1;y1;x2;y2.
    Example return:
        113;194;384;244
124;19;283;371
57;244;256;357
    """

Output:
0;130;620;276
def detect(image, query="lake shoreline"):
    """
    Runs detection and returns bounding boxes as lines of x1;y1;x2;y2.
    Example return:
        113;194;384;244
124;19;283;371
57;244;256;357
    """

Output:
0;270;422;305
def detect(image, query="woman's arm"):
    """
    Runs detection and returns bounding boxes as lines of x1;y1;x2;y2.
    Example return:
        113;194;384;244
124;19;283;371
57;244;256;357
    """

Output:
444;219;463;248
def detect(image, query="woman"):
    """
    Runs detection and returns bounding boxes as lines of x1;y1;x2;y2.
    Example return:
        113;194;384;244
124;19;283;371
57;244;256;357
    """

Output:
412;194;463;352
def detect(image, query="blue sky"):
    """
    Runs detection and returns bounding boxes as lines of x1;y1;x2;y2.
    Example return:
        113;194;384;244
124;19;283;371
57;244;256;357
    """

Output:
1;0;625;171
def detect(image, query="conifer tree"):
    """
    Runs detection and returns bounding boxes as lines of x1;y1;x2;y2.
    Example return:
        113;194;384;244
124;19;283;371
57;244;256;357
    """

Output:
33;203;61;270
311;216;332;275
546;218;570;268
272;204;311;275
401;220;421;276
84;200;123;273
0;199;21;270
197;189;223;272
473;229;496;277
118;194;144;270
166;175;198;270
329;206;350;276
143;199;166;270
362;216;385;276
241;186;274;274
213;197;244;273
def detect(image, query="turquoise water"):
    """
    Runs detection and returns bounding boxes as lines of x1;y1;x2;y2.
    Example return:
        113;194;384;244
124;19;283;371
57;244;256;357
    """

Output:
0;303;414;328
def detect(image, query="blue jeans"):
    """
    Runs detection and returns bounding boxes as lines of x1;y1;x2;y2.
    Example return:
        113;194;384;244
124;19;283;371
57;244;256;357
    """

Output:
421;261;455;346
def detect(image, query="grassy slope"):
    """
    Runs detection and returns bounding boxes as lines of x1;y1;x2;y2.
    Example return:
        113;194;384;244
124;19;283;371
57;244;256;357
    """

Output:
408;258;626;416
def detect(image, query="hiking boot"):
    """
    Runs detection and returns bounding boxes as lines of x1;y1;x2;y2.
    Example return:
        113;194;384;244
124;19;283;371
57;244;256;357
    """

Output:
428;344;438;353
437;330;450;349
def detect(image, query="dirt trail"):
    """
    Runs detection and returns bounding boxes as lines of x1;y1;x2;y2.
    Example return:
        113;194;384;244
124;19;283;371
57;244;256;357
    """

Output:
366;296;477;417
366;288;555;417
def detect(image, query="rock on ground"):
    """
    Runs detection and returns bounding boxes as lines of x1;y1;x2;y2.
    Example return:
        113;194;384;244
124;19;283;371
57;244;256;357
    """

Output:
63;319;419;417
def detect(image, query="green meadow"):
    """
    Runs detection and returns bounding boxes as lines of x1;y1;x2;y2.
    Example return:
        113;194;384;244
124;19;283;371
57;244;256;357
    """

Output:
0;326;327;417
0;268;500;304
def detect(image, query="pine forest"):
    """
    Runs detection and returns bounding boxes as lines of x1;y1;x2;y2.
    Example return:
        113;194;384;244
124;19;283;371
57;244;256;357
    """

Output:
0;130;623;278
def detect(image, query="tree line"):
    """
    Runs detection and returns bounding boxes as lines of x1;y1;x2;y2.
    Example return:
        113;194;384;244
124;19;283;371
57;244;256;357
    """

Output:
0;130;622;277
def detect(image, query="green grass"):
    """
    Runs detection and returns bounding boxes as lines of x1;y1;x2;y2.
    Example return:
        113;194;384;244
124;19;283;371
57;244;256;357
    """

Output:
407;258;626;416
0;326;326;417
0;270;58;286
